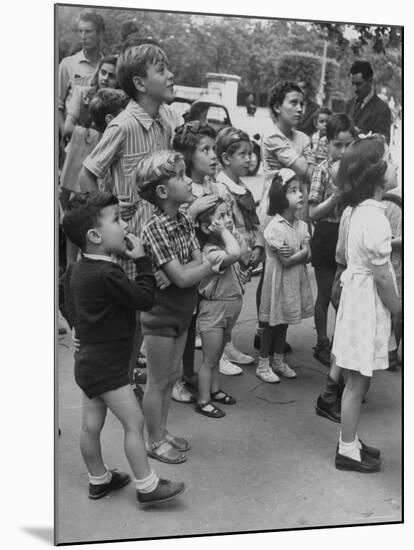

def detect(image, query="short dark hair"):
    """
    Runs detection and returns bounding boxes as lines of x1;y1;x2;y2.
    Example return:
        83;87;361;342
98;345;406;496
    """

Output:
88;88;129;133
267;173;290;215
62;192;118;250
173;122;217;176
350;60;373;80
78;9;105;35
195;198;224;247
268;81;303;118
317;106;332;118
116;43;168;99
215;127;251;166
326;113;357;142
336;135;387;206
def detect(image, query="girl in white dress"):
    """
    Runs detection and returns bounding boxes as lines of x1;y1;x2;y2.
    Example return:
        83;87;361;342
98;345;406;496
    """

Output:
332;135;401;473
257;168;313;383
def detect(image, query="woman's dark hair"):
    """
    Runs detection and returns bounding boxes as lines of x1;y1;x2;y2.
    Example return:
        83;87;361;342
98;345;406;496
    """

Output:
336;135;388;207
215;127;251;166
90;55;119;89
267;173;290;215
62;191;118;250
194;198;224;248
326;113;356;142
173;122;217;176
268;81;303;119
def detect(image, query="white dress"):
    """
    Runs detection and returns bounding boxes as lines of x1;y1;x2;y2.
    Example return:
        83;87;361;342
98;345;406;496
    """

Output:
331;200;395;376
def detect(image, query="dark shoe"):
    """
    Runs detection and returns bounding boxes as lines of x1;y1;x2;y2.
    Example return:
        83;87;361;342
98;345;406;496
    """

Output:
359;439;381;459
315;395;341;423
137;478;185;505
335;449;381;473
284;342;292;354
89;470;131;499
313;339;331;367
195;401;225;418
211;390;236;405
133;367;147;385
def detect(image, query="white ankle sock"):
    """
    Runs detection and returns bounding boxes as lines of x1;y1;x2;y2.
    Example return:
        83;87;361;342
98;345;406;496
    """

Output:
339;434;361;462
88;465;112;485
273;353;284;367
135;470;159;494
257;357;270;370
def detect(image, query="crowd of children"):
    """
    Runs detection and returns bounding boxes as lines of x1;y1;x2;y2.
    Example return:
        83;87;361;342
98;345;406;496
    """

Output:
59;35;402;508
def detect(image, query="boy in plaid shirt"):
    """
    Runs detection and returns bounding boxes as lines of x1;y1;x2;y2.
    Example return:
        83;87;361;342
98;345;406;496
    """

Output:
135;150;216;465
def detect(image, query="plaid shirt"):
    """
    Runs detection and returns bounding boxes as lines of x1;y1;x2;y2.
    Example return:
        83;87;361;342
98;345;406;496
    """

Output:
311;132;329;165
308;159;341;223
142;207;200;271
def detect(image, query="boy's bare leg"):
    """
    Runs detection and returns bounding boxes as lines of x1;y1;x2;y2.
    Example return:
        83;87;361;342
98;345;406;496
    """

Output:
198;330;225;401
79;393;108;476
101;384;151;480
161;331;188;436
144;335;177;444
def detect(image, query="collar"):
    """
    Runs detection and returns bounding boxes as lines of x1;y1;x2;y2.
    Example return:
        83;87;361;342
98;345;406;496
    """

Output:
76;49;103;65
273;213;298;228
359;89;375;108
359;198;387;210
216;171;246;195
191;177;217;198
83;253;114;262
153;206;189;230
127;100;168;131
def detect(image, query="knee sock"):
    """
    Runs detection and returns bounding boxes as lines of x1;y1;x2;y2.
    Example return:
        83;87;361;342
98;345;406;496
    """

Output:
338;433;361;462
257;357;270;370
88;465;112;485
135;470;159;494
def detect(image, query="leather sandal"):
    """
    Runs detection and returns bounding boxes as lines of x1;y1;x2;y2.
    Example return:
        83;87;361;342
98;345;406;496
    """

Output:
211;390;236;405
165;432;191;452
195;401;225;418
146;439;187;464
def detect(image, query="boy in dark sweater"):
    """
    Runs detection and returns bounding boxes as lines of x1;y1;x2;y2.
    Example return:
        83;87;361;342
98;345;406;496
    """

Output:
62;191;185;505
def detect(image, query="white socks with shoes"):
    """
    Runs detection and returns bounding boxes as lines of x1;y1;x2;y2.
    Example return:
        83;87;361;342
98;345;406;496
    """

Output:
135;470;159;494
338;433;361;462
88;465;112;485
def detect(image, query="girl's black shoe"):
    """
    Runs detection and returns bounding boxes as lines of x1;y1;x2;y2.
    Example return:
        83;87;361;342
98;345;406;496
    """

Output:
335;449;381;473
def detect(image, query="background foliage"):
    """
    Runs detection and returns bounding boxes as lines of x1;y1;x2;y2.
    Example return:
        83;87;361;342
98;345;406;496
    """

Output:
56;6;402;106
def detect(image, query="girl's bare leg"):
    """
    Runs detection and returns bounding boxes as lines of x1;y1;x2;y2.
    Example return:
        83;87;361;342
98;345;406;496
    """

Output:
340;370;371;443
198;330;225;402
101;384;151;480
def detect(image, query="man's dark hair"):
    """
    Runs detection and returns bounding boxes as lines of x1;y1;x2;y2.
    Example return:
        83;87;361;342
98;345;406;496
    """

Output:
62;192;118;250
350;60;374;80
326;113;357;142
78;9;105;35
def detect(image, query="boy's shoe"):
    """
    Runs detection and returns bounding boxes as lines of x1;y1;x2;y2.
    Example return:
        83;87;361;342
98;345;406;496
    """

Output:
223;342;254;365
335;449;381;473
219;357;243;376
137;478;185;505
315;394;341;423
313;339;331;367
132;367;147;385
89;470;131;500
256;366;280;384
273;362;297;379
172;380;195;403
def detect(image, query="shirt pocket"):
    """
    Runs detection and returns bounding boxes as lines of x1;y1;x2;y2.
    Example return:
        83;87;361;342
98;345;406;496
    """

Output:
121;152;149;202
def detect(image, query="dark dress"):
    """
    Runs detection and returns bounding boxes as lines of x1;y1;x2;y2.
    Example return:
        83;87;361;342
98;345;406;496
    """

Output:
64;256;155;398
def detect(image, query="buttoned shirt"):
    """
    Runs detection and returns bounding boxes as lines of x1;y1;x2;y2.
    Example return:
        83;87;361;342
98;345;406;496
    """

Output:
142;207;200;271
83;100;182;278
58;49;102;113
308;158;341;223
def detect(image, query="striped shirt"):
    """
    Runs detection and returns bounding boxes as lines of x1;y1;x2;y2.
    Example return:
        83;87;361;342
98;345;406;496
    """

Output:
83;100;182;278
142;207;200;271
308;158;341;223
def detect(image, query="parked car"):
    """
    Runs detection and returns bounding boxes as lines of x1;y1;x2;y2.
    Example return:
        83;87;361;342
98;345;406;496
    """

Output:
169;96;262;176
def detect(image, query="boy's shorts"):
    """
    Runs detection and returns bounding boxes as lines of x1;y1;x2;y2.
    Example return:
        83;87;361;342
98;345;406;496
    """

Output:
197;297;242;342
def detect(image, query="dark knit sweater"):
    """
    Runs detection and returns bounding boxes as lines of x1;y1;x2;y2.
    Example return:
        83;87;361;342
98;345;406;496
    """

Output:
64;256;155;343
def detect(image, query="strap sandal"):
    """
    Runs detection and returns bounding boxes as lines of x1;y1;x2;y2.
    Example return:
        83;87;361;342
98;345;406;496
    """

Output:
165;432;191;452
195;401;225;418
146;439;187;464
211;390;237;405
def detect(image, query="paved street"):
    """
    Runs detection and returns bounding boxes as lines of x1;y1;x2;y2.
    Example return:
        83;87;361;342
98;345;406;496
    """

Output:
56;267;402;544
